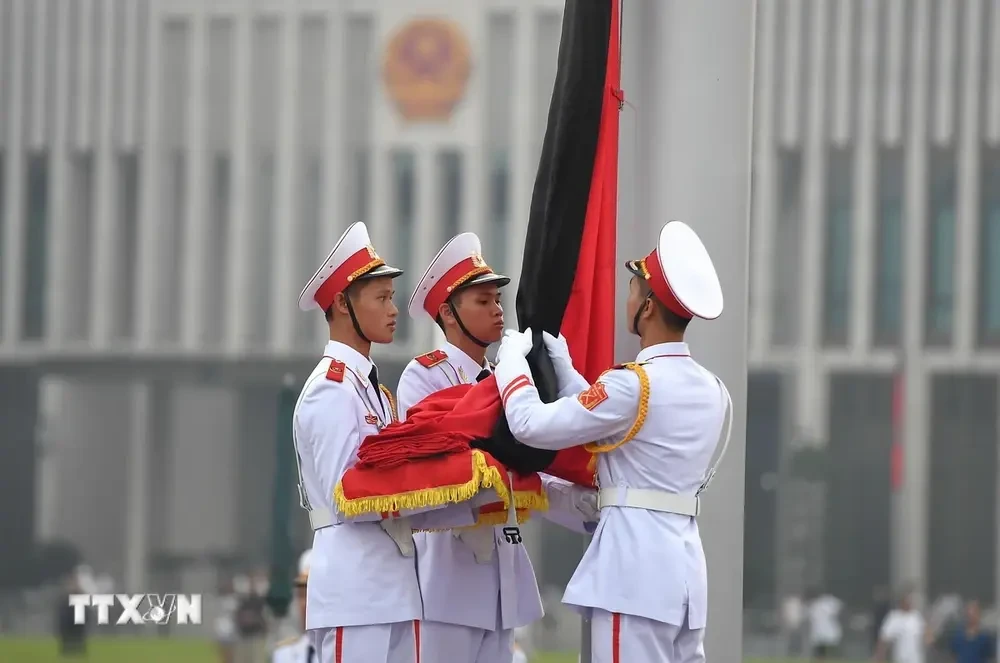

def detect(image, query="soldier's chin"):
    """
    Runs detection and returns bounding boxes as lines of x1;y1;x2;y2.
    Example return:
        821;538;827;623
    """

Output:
372;327;396;344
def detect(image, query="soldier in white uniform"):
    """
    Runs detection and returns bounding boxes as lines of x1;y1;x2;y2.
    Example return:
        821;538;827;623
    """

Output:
294;222;482;663
397;232;600;663
492;220;733;663
271;550;315;663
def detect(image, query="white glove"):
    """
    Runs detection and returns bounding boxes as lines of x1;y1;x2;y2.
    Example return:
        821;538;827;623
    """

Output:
497;327;534;363
575;490;600;522
541;331;589;395
543;476;600;533
494;328;536;405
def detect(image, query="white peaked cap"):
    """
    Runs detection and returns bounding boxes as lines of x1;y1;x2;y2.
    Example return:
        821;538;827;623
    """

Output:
624;220;724;320
297;222;403;312
408;232;510;323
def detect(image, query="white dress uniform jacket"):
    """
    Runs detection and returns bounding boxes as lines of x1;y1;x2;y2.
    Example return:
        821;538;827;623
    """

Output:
295;341;477;632
396;341;546;636
497;341;727;630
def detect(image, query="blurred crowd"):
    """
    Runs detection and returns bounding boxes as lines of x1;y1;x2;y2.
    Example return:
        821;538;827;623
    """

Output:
781;587;998;663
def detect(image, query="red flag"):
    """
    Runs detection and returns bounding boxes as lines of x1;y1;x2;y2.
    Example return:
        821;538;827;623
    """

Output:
561;0;621;383
335;1;622;517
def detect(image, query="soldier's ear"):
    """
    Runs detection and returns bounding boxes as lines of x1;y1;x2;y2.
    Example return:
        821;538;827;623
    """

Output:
333;291;352;316
438;301;455;324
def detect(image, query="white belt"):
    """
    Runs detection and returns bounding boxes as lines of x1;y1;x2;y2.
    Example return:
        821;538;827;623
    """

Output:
308;508;333;530
309;507;414;557
597;487;699;517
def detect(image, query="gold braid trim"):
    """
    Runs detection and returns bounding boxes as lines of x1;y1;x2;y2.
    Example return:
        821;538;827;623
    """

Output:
378;384;398;422
583;362;650;454
333;449;549;520
448;266;494;292
346;258;386;283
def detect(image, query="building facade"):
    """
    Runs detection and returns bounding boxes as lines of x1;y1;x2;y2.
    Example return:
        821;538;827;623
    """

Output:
750;0;1000;609
0;0;997;615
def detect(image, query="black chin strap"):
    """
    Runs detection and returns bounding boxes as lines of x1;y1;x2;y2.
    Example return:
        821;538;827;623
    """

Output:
448;300;490;348
344;297;371;344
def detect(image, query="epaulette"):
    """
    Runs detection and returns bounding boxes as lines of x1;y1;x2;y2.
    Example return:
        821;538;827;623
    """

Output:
326;359;346;382
585;361;650;455
415;349;448;368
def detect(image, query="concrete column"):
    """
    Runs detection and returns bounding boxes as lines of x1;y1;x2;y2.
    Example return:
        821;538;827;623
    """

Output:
236;387;280;562
894;0;933;598
165;384;238;556
40;378;130;581
0;368;39;568
124;382;154;591
634;1;755;658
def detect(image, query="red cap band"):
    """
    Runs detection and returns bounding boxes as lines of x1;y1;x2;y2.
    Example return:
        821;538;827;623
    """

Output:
644;248;692;319
423;256;494;318
313;247;385;310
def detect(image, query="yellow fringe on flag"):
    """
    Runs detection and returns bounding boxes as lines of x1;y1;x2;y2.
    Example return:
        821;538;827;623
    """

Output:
333;450;549;519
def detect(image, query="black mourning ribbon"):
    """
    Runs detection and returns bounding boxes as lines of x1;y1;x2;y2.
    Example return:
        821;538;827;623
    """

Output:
469;330;559;475
476;368;492;383
369;366;386;420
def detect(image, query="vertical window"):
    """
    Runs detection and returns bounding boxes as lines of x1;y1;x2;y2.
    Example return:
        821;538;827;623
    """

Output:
874;148;904;346
534;13;562;162
823;148;853;346
771;148;803;346
159;150;185;344
160;19;189;344
392;150;416;342
486;12;514;274
437;150;462;244
0;153;6;338
116;153;139;340
248;17;279;348
296;155;322;347
250;154;275;346
68;152;95;341
351;148;370;227
489;151;510;276
205;17;234;347
344;16;373;230
978;148;1000;344
295;16;327;347
926;148;956;345
22;153;48;340
204;155;230;346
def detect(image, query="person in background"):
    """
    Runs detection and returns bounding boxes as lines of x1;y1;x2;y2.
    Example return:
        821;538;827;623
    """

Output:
54;572;87;658
876;592;931;663
874;586;893;653
234;572;269;663
947;601;995;663
782;594;805;657
214;577;238;663
806;588;843;660
271;550;315;663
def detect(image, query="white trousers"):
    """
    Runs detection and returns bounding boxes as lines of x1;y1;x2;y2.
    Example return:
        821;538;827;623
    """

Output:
309;621;420;663
591;609;706;663
418;621;514;663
